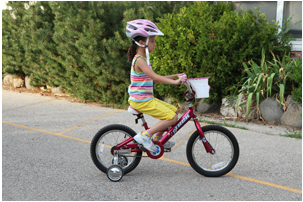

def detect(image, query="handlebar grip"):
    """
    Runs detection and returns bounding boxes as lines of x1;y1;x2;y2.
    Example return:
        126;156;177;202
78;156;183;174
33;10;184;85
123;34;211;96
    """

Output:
179;73;187;79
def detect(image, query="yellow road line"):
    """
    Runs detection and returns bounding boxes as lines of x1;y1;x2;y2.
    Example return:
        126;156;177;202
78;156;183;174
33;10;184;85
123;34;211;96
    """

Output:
160;157;190;166
160;155;302;194
2;98;60;112
2;120;302;194
3;121;91;144
227;173;302;194
59;109;123;134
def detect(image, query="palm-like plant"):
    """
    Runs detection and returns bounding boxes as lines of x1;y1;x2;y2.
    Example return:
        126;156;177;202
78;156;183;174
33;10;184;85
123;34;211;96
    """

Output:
235;49;294;122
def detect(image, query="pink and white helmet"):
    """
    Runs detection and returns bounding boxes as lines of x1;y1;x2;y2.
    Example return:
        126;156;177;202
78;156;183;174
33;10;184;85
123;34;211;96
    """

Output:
126;19;164;39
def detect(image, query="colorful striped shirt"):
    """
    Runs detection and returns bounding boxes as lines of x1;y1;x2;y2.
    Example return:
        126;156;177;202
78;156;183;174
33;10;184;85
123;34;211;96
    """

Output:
128;55;154;102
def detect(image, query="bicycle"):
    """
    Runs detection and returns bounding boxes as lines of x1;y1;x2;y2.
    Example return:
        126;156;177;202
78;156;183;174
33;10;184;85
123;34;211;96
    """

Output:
90;80;239;182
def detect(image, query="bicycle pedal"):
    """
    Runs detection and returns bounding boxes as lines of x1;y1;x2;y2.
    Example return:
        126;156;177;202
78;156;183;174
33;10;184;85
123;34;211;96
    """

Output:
137;143;147;152
164;148;171;152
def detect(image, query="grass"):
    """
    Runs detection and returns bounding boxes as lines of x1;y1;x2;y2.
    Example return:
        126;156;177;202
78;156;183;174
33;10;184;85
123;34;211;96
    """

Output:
198;116;249;130
280;131;302;139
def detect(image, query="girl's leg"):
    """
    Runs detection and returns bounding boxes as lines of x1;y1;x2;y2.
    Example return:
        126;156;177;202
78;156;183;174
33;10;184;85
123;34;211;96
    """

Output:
134;114;178;152
148;114;178;135
153;132;164;141
153;109;179;141
130;99;178;152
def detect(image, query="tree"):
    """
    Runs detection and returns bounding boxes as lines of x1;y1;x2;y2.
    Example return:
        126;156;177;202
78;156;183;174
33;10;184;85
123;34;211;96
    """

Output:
2;1;28;76
19;1;56;86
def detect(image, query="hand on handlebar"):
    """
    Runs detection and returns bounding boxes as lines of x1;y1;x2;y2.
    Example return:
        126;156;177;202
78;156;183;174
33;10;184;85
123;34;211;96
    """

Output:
176;73;187;85
178;73;187;79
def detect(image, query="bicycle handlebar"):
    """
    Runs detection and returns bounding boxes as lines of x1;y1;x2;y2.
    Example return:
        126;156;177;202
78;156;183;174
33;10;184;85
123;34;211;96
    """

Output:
179;74;192;93
184;81;193;94
179;74;195;100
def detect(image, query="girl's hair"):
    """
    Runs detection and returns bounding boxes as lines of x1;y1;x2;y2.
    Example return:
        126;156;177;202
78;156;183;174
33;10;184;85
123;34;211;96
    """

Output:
127;36;146;63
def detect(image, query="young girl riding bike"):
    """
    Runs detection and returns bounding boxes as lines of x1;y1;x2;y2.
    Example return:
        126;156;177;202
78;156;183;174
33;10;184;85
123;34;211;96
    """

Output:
126;19;186;153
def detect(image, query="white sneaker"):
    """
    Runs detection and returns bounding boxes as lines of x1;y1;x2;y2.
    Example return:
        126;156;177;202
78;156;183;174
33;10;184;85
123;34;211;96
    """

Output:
163;141;175;149
134;132;158;152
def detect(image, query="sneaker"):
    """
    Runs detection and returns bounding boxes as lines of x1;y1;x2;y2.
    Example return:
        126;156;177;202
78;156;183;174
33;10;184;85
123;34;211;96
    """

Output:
163;141;175;149
134;132;158;152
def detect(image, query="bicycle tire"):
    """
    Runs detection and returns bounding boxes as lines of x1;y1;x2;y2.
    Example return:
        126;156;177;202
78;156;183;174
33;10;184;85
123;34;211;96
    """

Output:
186;125;239;177
90;124;142;175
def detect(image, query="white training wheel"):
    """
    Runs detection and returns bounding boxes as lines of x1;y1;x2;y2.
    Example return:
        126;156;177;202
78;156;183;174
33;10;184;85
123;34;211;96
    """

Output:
107;165;123;182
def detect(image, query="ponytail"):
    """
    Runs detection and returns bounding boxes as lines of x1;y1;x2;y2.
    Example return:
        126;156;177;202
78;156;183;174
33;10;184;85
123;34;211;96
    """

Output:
127;43;137;63
127;36;147;63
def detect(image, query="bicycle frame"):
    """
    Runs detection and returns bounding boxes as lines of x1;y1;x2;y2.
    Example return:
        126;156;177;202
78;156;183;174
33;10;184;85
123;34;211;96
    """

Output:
160;104;215;154
113;102;215;155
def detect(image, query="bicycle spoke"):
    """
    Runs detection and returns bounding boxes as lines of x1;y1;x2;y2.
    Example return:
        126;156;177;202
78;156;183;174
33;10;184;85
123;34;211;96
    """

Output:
191;129;235;171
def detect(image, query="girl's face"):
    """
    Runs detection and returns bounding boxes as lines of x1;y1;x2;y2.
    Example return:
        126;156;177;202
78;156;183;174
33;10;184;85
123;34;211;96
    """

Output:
148;36;156;53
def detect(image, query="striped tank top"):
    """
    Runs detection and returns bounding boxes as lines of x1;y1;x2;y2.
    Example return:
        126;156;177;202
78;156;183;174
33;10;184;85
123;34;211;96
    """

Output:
128;55;154;102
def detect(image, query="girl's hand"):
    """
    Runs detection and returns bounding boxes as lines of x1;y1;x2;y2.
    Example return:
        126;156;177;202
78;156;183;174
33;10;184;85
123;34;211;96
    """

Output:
175;73;187;85
175;77;186;85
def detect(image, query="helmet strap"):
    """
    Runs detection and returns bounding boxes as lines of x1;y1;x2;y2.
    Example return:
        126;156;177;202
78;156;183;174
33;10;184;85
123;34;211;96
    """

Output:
132;37;150;64
132;39;147;48
145;37;150;64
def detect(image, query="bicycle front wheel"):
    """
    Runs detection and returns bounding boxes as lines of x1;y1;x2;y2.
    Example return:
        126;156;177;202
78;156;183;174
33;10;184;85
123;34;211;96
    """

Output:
90;124;142;175
186;125;239;177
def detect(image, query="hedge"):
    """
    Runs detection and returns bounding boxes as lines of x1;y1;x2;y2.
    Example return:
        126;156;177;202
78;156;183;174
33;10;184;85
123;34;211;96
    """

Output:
3;1;294;105
2;1;193;104
151;1;293;103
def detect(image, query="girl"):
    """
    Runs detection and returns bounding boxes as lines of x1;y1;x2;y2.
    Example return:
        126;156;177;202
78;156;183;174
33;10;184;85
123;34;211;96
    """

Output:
126;19;186;152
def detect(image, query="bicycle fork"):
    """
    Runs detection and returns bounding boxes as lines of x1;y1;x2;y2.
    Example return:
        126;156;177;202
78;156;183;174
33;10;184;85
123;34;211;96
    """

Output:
193;118;216;154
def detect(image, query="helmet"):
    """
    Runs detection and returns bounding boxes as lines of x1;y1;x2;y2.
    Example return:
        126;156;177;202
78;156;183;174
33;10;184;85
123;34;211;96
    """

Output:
126;19;163;64
126;19;164;39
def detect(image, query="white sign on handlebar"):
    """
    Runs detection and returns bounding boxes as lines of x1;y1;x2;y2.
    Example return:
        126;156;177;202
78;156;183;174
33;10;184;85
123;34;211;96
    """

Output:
186;78;210;98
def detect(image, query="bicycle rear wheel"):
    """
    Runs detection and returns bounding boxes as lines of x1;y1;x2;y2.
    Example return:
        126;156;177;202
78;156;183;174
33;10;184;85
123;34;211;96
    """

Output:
90;124;142;175
186;125;239;177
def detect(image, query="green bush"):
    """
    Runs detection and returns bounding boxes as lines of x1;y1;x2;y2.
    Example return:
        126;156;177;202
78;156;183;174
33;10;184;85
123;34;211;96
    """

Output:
21;2;56;87
151;1;293;103
2;1;193;104
289;56;302;104
49;1;127;102
2;2;28;76
2;1;58;87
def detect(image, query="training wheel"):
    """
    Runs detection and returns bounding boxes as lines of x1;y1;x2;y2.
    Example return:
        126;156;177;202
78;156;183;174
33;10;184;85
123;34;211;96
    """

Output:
146;141;164;159
107;165;123;182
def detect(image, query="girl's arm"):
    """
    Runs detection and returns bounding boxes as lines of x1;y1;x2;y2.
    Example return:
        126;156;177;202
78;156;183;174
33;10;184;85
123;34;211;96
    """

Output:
163;74;179;80
136;58;186;85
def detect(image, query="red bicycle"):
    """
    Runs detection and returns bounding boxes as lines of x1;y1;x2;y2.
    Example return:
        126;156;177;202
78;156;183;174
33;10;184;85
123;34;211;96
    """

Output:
90;81;239;182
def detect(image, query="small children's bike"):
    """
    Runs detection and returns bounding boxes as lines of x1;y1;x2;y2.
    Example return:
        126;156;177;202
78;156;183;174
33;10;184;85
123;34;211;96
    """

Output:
90;81;239;182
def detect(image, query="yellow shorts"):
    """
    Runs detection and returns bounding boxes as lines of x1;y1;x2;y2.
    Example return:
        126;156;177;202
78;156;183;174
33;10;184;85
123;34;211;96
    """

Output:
129;98;177;120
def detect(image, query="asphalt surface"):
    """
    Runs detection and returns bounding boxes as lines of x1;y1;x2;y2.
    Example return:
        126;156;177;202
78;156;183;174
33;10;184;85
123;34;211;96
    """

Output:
2;90;302;201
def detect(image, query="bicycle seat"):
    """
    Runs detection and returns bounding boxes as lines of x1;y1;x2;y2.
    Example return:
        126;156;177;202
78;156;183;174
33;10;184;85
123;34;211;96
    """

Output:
128;106;141;115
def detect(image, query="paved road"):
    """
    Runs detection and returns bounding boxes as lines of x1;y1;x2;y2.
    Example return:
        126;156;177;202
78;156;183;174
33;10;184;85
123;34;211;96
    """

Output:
2;90;302;201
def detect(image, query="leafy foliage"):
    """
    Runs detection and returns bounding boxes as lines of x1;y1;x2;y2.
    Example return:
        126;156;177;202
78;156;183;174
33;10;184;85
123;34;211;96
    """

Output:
2;1;193;104
289;55;302;104
2;1;28;76
2;1;298;108
151;1;293;103
235;49;301;121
